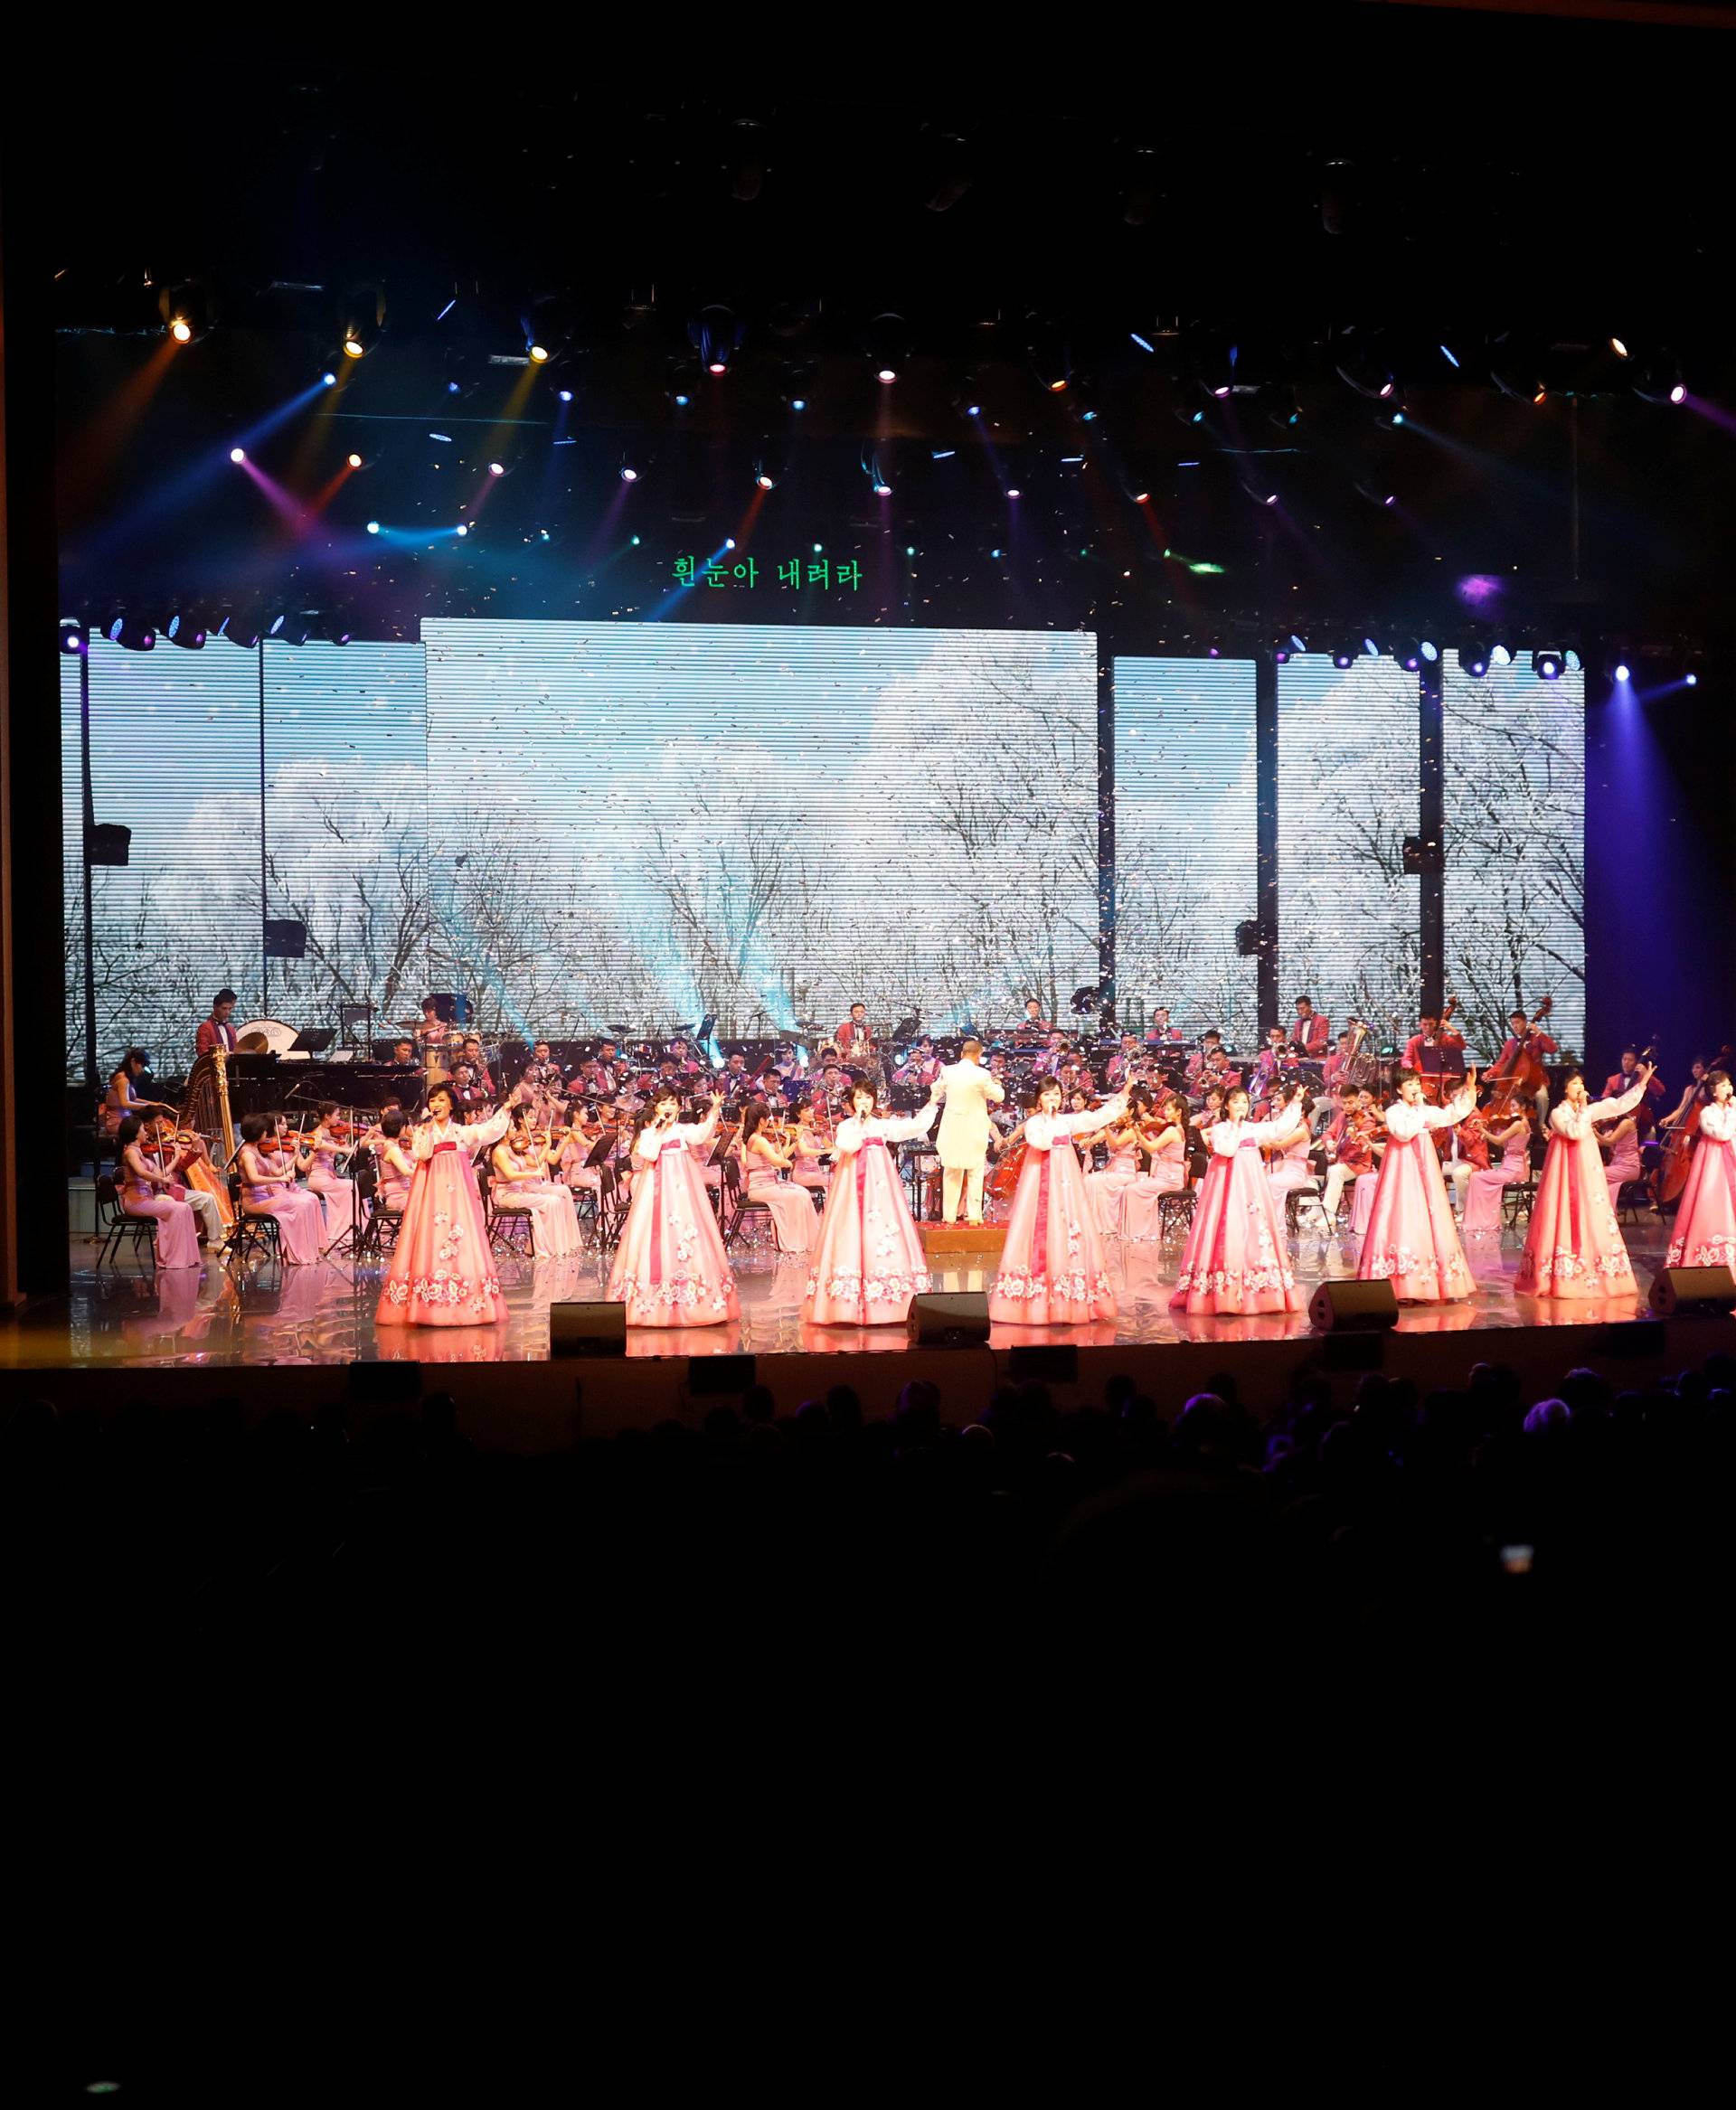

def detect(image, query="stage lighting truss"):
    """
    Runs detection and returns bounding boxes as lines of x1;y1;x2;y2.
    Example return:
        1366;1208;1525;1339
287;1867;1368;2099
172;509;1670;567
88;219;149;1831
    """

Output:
690;303;744;376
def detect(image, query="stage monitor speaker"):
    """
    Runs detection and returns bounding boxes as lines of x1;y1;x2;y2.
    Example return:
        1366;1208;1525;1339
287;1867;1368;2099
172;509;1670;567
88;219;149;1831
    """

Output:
550;1300;627;1356
1648;1266;1736;1316
1309;1279;1400;1332
910;1290;991;1347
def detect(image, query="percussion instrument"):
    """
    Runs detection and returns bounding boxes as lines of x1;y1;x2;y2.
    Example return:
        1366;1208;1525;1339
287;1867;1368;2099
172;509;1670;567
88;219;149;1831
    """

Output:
234;1017;297;1056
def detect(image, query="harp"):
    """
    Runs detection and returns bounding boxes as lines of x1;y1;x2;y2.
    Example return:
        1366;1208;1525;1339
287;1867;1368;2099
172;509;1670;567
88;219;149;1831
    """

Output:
179;1049;237;1163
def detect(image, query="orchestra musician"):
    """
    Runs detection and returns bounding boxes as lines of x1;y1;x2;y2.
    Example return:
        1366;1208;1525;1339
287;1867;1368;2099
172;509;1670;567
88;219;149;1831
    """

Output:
1603;1046;1667;1107
891;1036;942;1092
1292;995;1330;1060
1014;996;1054;1043
1490;1008;1559;1122
100;1049;174;1140
146;1114;229;1241
194;989;241;1060
835;1003;876;1070
1401;1011;1467;1078
115;1115;203;1269
458;1036;495;1096
414;997;452;1070
1144;1005;1183;1047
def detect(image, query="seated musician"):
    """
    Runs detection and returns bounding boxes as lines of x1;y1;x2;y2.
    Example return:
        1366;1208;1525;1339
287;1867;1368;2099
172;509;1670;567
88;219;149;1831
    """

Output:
1190;1041;1241;1097
1491;1009;1559;1121
144;1114;226;1245
100;1049;174;1141
390;1038;418;1071
194;989;241;1060
1185;1029;1226;1086
448;1060;491;1118
1144;1004;1183;1046
892;1037;942;1091
1321;1030;1356;1097
1292;994;1330;1059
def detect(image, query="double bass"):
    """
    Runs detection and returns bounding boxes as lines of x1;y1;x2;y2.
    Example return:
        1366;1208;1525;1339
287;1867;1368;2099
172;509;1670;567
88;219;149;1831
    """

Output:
1484;995;1554;1119
1651;1044;1720;1210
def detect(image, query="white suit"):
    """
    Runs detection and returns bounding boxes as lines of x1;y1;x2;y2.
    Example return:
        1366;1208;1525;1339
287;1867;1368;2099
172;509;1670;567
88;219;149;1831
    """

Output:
929;1058;1005;1224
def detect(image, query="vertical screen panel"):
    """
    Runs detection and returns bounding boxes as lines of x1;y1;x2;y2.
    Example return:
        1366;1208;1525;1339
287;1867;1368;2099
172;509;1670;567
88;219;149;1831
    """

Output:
1113;655;1257;1048
262;642;429;1036
76;637;262;1080
1277;654;1420;1053
61;653;84;1082
1442;652;1585;1061
420;619;1099;1041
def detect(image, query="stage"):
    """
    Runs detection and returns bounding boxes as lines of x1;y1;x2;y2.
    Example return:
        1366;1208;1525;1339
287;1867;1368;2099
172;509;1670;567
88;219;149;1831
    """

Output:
5;1211;1727;1449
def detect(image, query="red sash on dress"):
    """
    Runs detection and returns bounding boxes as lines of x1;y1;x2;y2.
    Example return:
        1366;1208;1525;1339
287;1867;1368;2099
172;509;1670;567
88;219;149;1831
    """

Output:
855;1135;888;1208
432;1141;458;1155
1031;1147;1052;1277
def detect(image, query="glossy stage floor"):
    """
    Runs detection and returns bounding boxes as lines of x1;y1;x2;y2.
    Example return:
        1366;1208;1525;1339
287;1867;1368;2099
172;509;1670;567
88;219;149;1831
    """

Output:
5;1207;1723;1450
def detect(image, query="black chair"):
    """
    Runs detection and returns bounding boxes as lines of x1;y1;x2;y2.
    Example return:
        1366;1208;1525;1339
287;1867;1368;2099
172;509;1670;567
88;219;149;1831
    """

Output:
1157;1182;1197;1240
1502;1178;1538;1229
351;1146;404;1261
721;1153;774;1249
225;1171;284;1270
481;1162;533;1256
92;1174;157;1271
1616;1178;1649;1226
1285;1182;1333;1238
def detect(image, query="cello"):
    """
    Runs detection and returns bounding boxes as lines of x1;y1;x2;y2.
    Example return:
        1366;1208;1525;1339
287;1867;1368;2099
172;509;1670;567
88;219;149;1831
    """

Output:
1651;1043;1724;1210
1484;995;1554;1119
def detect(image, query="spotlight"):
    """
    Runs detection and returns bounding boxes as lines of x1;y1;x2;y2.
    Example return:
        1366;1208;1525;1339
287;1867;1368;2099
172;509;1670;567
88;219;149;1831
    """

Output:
114;618;156;651
323;372;336;387
1266;384;1303;429
527;342;551;363
217;610;261;649
789;397;806;411
348;452;364;470
1564;650;1581;672
620;463;639;482
1174;406;1205;426
874;480;892;496
690;303;743;376
1634;353;1685;406
1670;383;1687;404
230;447;247;464
1024;315;1071;394
1465;654;1488;679
1439;344;1460;369
1332;646;1355;670
60;620;85;655
456;523;469;537
1274;645;1291;664
268;612;313;646
1006;486;1021;499
339;285;383;362
1363;637;1380;657
1614;662;1631;683
1490;644;1513;667
1334;345;1397;401
863;312;911;381
1420;639;1439;662
558;389;574;403
1611;337;1630;359
1289;635;1308;655
488;461;505;476
1533;649;1564;680
366;521;381;534
1686;672;1699;687
161;280;211;344
165;611;206;649
1401;650;1420;671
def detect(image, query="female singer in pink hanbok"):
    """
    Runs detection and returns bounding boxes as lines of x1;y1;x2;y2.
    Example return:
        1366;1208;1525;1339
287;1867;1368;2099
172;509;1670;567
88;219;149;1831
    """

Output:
1461;1107;1533;1238
376;1082;526;1327
115;1116;203;1269
803;1081;936;1326
238;1115;327;1266
1355;1068;1478;1301
1513;1063;1654;1300
1665;1068;1736;1272
1170;1087;1303;1315
607;1088;739;1327
990;1081;1127;1325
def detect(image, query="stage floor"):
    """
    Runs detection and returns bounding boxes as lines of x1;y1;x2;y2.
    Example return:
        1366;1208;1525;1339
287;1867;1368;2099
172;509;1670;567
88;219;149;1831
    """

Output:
3;1214;1681;1371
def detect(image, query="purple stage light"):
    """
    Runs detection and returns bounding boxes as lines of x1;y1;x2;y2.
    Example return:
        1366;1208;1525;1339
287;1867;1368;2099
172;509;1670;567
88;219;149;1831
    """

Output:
1670;384;1686;404
230;447;246;464
1456;573;1503;609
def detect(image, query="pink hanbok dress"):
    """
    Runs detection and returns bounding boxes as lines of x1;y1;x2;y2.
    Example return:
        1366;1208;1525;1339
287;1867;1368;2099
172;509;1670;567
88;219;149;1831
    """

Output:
1513;1081;1646;1300
1170;1117;1303;1314
1462;1118;1532;1238
1602;1121;1642;1211
492;1142;582;1258
607;1107;739;1327
741;1145;821;1257
241;1146;326;1267
1119;1129;1186;1241
118;1146;202;1269
803;1106;936;1325
1084;1130;1137;1239
1355;1087;1477;1302
991;1098;1125;1325
307;1130;359;1243
1665;1100;1736;1272
1266;1123;1316;1197
375;1109;512;1326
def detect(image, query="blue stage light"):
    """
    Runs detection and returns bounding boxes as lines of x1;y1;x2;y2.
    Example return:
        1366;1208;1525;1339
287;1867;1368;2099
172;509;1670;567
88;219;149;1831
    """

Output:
1615;664;1631;683
366;522;380;534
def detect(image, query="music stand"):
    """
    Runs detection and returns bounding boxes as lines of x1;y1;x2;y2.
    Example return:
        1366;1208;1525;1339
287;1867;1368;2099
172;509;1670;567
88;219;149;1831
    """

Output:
290;1028;335;1055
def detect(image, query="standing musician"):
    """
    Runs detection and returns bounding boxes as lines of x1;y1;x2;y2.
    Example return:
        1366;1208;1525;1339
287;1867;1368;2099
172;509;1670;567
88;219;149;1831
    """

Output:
1489;1006;1559;1123
1144;1005;1184;1046
194;989;241;1060
520;1041;567;1121
1402;1010;1467;1092
1321;1029;1357;1097
414;998;453;1075
1250;1026;1297;1105
1292;995;1331;1060
458;1036;495;1096
835;1003;877;1074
